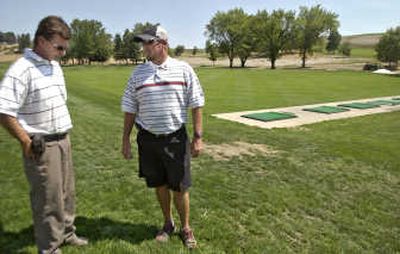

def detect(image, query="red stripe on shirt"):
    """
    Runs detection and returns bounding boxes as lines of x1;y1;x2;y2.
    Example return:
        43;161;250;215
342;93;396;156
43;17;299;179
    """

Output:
136;81;187;91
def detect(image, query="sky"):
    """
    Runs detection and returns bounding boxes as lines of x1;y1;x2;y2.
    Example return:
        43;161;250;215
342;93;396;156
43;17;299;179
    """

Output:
0;0;399;48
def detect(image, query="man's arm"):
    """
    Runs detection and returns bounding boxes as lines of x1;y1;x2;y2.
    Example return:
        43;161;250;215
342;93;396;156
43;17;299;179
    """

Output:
191;107;203;157
122;112;136;160
0;113;32;158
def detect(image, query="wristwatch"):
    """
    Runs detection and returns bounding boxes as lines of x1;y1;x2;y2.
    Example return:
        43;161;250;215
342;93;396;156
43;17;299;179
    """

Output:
193;131;203;139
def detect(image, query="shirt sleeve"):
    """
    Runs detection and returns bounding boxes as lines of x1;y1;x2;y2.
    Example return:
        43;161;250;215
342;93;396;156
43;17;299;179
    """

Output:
121;73;138;113
0;72;28;117
185;65;205;108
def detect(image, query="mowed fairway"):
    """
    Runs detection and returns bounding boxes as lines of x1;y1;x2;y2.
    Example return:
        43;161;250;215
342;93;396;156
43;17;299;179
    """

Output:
0;63;399;253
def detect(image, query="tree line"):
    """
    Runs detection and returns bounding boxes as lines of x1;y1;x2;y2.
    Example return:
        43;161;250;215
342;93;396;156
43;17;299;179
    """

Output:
205;5;340;68
0;31;31;53
61;20;189;65
1;5;399;69
205;5;400;69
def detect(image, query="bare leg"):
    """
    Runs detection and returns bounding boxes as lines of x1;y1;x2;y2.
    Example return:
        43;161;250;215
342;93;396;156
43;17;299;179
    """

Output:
173;190;190;229
173;190;196;248
155;185;173;224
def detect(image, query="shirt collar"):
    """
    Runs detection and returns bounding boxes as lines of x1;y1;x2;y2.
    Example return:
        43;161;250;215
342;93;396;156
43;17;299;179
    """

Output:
151;56;172;70
24;48;51;64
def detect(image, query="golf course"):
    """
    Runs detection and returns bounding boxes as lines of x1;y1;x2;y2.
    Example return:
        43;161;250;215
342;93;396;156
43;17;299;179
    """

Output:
0;62;399;253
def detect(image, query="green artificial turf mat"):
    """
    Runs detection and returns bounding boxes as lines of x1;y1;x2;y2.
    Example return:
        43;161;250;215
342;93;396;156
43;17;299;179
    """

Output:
337;102;380;109
367;100;400;106
303;106;350;114
241;112;297;122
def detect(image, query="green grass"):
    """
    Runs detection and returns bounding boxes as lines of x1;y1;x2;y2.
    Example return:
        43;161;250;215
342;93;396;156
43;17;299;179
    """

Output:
0;63;399;253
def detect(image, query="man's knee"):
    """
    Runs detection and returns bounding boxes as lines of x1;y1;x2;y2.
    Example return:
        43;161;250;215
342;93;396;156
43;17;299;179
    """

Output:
173;190;189;199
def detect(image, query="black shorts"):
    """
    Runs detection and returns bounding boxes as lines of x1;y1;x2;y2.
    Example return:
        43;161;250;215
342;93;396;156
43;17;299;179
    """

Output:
136;125;191;192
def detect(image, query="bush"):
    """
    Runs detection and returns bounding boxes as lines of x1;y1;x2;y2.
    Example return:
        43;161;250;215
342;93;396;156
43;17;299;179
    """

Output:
376;26;400;69
339;42;351;56
174;45;185;57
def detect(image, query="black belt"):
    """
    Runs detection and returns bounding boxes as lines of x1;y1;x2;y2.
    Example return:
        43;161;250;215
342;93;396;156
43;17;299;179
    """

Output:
136;124;184;138
43;133;68;142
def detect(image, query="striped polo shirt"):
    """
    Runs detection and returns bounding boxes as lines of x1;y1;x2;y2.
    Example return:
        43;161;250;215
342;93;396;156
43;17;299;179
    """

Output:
121;56;205;135
0;49;72;135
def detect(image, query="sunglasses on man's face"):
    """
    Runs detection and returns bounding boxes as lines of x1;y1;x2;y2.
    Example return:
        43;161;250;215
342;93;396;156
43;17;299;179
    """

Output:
143;39;156;45
143;39;167;47
52;43;68;52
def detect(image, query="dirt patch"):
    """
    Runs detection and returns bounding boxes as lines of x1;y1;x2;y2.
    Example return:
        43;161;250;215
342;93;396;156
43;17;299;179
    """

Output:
0;51;372;71
179;54;372;71
203;141;279;161
0;53;20;63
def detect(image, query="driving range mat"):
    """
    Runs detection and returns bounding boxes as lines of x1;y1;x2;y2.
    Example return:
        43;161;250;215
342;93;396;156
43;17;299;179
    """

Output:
367;100;400;106
241;112;297;122
303;106;350;114
337;102;380;109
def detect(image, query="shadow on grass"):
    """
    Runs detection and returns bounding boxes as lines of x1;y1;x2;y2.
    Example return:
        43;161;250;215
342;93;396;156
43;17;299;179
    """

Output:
0;223;34;254
0;216;158;253
74;216;158;244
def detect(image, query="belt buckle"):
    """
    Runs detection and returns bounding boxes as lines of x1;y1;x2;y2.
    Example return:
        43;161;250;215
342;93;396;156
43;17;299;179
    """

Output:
155;133;167;138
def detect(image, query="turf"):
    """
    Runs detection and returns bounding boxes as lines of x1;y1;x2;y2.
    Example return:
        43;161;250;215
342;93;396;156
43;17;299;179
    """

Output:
303;106;350;114
0;64;399;253
367;100;400;106
241;112;297;122
337;102;380;109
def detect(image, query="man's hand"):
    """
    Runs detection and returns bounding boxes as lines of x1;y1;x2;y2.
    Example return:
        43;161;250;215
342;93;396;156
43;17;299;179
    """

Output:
21;138;34;160
191;137;203;158
122;138;133;160
0;114;33;159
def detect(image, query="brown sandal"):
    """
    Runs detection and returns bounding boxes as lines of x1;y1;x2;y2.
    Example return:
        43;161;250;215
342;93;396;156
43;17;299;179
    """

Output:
155;221;175;243
180;228;197;249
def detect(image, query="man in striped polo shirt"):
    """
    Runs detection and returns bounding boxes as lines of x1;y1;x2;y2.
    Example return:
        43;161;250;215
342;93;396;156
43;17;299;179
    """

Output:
121;25;204;248
0;16;87;254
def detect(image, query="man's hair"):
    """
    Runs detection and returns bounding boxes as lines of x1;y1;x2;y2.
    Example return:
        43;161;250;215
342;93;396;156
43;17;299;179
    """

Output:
34;16;71;46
